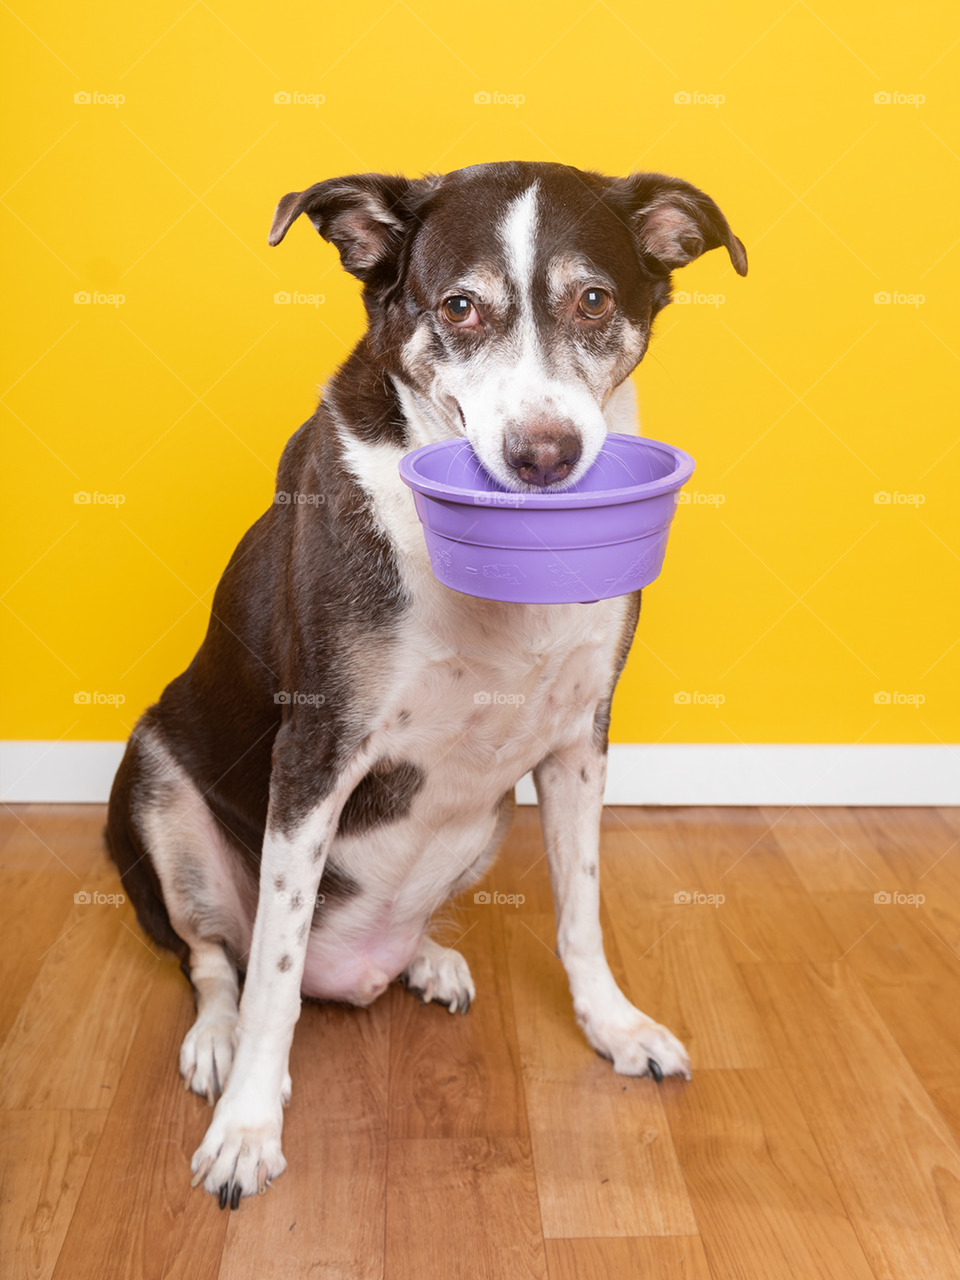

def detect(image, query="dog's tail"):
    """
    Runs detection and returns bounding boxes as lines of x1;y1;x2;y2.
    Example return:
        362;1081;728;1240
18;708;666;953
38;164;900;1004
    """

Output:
105;724;188;965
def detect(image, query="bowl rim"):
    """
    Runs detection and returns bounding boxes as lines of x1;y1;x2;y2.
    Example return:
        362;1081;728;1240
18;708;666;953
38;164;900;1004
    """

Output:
398;432;696;509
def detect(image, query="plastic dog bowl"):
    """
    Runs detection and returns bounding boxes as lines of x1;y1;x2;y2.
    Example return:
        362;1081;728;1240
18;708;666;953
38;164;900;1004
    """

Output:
398;433;695;604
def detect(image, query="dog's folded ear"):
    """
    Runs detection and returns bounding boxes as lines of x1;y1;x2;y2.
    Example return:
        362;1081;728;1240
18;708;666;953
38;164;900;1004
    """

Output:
604;173;747;277
268;174;439;281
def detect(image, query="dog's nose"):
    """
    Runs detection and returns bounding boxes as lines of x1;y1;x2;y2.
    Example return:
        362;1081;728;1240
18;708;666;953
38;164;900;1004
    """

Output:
505;431;581;487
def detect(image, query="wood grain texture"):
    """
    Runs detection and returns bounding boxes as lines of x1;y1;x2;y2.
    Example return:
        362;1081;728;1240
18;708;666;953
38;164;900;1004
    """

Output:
0;1110;106;1280
220;998;390;1280
388;901;528;1139
742;961;960;1278
0;867;160;1109
662;1068;875;1279
602;819;774;1071
545;1236;712;1279
51;957;228;1280
385;1138;547;1280
505;912;698;1239
3;803;960;1280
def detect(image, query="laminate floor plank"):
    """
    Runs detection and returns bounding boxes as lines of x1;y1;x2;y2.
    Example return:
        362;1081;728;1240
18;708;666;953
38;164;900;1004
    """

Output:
505;912;698;1240
388;897;528;1139
544;1236;712;1279
662;1068;875;1280
0;867;160;1110
219;999;390;1280
51;957;228;1280
602;822;774;1071
742;960;960;1278
0;1110;106;1280
385;1137;547;1280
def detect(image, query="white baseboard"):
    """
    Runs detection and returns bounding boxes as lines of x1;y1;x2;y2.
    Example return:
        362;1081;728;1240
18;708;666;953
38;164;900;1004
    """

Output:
2;740;957;806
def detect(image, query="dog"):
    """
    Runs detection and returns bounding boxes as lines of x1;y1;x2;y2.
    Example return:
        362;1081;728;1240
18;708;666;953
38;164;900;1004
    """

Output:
107;160;747;1208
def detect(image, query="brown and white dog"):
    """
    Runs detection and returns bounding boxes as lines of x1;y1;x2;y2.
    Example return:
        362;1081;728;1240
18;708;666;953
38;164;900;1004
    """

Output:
107;160;747;1208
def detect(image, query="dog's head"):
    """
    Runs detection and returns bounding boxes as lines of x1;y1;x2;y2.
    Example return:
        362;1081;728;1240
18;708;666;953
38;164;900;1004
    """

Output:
269;162;746;490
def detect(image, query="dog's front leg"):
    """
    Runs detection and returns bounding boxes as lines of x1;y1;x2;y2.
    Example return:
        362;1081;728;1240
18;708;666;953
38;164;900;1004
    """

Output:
190;749;363;1207
534;743;690;1082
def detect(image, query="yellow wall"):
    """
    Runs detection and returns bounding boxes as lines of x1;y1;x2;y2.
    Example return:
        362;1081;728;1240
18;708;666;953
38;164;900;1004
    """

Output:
2;0;957;746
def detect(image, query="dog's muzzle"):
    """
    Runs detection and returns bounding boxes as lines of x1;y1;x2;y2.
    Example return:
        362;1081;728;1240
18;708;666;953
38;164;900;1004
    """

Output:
505;428;581;487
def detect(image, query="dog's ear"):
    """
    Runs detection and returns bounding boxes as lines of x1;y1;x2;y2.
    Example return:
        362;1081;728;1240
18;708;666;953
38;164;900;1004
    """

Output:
268;173;438;280
604;172;747;277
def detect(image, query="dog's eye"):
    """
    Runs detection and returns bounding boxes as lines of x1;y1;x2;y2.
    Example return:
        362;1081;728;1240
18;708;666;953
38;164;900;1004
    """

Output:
441;296;477;326
578;288;612;320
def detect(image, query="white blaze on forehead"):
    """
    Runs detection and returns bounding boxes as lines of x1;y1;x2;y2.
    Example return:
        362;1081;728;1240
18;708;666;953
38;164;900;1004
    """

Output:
499;184;539;300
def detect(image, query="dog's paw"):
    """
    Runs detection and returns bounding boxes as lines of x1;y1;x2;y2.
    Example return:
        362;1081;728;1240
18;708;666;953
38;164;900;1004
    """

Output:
583;1011;691;1081
180;1009;238;1106
402;936;475;1015
190;1091;286;1208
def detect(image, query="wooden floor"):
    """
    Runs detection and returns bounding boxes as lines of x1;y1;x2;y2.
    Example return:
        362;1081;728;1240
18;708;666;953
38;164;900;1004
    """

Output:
2;804;960;1279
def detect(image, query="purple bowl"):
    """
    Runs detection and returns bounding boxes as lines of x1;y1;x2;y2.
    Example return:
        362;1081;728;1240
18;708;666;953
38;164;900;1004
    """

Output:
398;433;695;604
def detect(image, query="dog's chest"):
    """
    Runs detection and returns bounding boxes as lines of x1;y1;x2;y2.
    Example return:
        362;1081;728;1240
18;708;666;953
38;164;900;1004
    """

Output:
370;590;625;795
